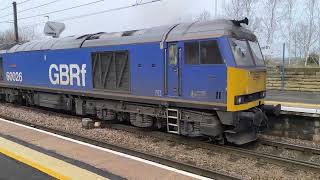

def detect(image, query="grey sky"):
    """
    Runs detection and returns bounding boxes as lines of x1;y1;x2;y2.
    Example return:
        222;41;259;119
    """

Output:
0;0;226;37
0;0;307;58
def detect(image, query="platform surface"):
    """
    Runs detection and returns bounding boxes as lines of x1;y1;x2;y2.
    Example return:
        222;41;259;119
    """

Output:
0;152;53;180
266;90;320;114
0;118;206;180
267;90;320;105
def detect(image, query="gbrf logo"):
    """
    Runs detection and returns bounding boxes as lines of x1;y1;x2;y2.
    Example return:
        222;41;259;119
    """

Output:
49;64;87;86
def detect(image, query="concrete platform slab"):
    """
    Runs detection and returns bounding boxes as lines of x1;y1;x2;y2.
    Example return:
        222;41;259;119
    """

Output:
0;118;208;180
5;127;52;142
267;90;320;105
266;90;320;115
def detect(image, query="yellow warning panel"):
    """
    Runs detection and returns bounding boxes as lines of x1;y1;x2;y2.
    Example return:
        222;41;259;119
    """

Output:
0;137;107;180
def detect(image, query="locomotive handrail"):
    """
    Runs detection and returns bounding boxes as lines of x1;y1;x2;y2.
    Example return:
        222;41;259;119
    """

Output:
160;24;179;49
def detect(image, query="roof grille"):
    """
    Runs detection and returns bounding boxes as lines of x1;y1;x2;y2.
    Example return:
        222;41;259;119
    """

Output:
122;30;139;37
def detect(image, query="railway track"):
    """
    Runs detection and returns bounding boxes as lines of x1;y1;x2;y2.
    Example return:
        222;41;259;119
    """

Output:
98;124;320;173
258;138;320;156
94;122;320;173
0;114;240;180
221;143;320;173
2;104;320;177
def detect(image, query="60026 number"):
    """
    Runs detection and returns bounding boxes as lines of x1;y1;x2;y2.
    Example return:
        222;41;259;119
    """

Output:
6;72;23;82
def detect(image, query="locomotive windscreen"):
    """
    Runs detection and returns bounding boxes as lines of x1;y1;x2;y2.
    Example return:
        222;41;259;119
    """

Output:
230;38;265;66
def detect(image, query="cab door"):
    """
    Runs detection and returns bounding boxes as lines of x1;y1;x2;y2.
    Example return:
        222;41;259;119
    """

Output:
166;43;182;97
182;39;227;102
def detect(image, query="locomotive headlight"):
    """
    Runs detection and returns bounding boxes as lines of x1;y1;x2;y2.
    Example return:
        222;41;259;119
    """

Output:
234;91;266;105
235;96;245;105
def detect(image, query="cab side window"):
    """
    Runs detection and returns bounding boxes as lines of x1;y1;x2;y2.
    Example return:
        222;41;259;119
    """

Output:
185;42;199;64
185;40;223;65
200;41;223;64
169;44;178;65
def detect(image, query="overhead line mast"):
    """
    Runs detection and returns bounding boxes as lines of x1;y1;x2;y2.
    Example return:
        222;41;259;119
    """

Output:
13;1;19;43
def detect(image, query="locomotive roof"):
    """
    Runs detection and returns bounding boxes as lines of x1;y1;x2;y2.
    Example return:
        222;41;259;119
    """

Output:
5;19;256;53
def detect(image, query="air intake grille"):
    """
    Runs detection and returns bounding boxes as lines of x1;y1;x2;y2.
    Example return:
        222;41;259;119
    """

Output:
91;51;130;92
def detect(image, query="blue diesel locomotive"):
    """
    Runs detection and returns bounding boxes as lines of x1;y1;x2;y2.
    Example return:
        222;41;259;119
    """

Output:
0;19;278;144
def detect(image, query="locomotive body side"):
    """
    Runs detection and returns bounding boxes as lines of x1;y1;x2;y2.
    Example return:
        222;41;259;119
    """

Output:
1;40;229;110
0;19;277;144
2;48;92;90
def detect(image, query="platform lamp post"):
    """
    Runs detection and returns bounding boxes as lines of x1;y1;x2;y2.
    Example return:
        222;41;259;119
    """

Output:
281;43;285;91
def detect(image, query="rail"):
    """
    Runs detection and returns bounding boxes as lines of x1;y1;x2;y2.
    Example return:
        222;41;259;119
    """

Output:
259;138;320;155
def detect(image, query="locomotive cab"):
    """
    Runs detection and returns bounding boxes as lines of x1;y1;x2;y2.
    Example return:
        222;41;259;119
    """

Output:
227;38;266;112
163;18;277;144
221;37;270;144
205;19;280;144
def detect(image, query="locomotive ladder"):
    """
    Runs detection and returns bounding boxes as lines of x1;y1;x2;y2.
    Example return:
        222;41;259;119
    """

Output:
166;108;180;134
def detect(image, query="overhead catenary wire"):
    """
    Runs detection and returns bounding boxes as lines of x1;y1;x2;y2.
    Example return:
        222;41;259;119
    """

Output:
0;20;13;24
20;0;62;13
20;0;162;29
0;0;62;19
18;0;105;21
0;0;33;13
53;0;161;22
0;4;11;13
17;0;33;5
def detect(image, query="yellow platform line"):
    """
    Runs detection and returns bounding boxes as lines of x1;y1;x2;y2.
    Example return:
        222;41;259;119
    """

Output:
0;147;69;179
0;137;107;180
265;100;320;109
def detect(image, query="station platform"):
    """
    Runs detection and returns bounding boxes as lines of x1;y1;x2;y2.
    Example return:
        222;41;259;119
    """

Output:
0;118;206;180
266;90;320;115
0;152;52;180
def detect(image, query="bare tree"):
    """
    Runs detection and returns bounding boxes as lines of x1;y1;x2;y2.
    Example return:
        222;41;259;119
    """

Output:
0;27;39;45
316;2;320;66
224;0;260;32
222;0;320;65
291;26;299;59
262;0;280;47
196;10;211;22
304;0;318;66
225;0;244;19
282;0;295;65
292;22;308;59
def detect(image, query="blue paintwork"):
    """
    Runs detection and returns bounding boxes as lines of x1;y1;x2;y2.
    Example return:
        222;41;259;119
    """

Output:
179;38;227;102
2;49;92;90
87;42;164;96
1;36;235;105
219;37;236;67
